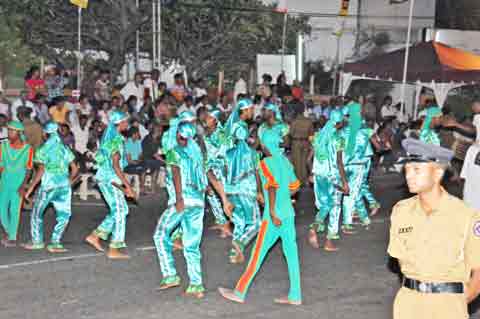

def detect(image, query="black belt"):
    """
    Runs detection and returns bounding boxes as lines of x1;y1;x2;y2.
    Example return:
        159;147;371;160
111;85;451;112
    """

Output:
403;277;464;294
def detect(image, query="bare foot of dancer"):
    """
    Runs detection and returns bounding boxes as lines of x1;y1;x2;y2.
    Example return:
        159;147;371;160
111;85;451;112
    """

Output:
307;229;320;249
106;248;130;259
218;288;245;304
85;233;105;252
324;239;339;252
274;296;302;306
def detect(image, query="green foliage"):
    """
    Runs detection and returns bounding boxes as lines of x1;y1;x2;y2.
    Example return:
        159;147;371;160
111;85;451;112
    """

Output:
0;14;39;87
2;0;310;81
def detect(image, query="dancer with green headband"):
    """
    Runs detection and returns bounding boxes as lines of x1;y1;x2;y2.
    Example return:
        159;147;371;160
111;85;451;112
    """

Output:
219;120;302;306
224;99;261;264
85;111;135;259
24;122;78;253
153;121;208;298
419;106;443;146
342;102;375;231
0;121;34;247
308;109;349;252
204;109;234;238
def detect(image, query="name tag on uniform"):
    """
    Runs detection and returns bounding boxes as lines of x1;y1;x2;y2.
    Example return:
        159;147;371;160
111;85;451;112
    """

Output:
398;227;413;234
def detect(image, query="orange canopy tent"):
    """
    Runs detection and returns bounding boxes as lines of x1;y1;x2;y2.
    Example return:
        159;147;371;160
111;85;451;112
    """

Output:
341;41;480;111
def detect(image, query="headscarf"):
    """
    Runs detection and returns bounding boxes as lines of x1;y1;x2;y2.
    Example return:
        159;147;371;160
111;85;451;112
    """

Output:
41;122;62;154
345;102;362;157
313;109;344;161
96;111;128;167
207;108;222;122
100;110;129;146
421;106;442;133
225;98;253;136
264;102;282;122
162;112;197;153
259;125;283;157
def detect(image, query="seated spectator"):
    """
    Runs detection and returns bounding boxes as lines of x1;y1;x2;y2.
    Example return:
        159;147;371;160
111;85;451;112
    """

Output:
11;90;36;121
126;95;139;115
0;90;9;118
196;106;208;138
177;95;195;114
125;127;146;195
97;100;111;126
142;123;164;191
59;124;75;150
49;96;70;125
33;93;50;125
77;95;93;118
84;139;98;171
0;114;7;142
130;118;148;140
72;115;90;155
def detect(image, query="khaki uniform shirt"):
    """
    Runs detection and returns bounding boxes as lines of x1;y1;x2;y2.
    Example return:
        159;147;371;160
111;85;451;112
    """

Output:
388;190;480;284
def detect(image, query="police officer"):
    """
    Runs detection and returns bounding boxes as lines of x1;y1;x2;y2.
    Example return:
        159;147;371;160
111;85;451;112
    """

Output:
388;138;480;319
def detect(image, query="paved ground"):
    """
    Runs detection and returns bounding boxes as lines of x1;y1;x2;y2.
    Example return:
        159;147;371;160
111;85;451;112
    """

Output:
0;172;477;319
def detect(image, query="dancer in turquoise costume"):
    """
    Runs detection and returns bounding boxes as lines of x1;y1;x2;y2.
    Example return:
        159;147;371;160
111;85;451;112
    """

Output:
219;119;302;306
162;111;197;249
225;99;261;264
308;109;349;252
342;102;376;231
24;122;78;253
258;102;289;139
0;121;34;247
153;121;208;298
204;109;234;238
419;106;442;145
85;111;135;259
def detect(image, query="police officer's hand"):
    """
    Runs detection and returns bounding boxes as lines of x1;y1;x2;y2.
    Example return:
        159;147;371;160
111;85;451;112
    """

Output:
175;197;185;213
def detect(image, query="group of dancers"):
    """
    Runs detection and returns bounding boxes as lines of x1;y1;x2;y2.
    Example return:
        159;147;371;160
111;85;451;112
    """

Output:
0;97;383;305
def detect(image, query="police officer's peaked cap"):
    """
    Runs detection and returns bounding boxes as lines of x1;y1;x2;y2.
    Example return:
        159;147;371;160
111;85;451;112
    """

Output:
400;138;454;165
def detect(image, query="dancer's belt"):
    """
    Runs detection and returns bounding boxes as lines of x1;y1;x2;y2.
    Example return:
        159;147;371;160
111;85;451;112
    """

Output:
403;277;464;294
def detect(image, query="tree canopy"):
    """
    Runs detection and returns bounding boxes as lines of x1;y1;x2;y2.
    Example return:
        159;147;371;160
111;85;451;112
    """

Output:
3;0;310;80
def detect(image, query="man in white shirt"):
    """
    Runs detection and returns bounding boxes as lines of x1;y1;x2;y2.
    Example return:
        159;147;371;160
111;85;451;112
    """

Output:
177;96;195;114
71;115;90;155
380;96;397;121
120;72;144;113
11;91;36;121
444;101;480;210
